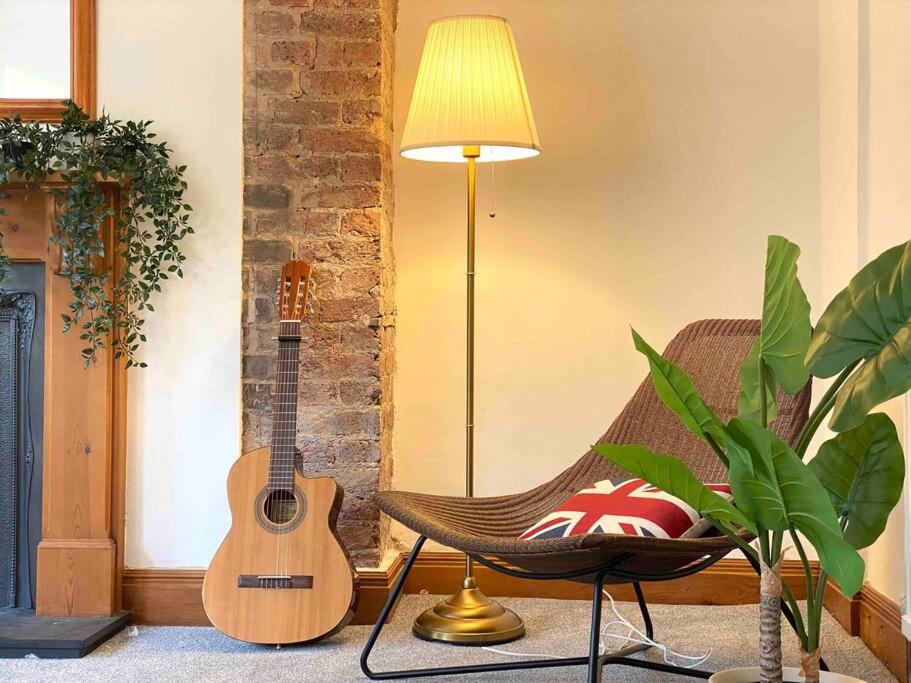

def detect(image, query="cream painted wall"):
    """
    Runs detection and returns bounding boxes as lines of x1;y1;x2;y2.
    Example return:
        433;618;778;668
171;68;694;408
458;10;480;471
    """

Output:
392;0;825;549
817;0;910;607
97;0;244;567
862;0;911;607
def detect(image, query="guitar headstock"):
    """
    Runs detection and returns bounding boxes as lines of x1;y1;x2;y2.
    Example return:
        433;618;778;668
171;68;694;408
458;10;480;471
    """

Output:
278;260;313;323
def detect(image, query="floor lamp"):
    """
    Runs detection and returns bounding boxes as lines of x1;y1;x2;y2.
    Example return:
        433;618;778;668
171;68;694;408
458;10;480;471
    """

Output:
400;14;541;645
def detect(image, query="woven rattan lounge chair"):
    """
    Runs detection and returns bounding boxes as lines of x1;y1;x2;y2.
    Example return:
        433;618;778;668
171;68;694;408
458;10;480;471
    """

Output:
361;319;812;682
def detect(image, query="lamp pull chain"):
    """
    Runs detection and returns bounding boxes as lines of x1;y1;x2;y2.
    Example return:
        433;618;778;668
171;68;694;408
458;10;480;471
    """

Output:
488;161;496;218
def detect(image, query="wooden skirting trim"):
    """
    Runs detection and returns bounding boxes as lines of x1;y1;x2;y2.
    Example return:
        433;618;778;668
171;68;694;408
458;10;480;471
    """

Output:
404;552;813;604
123;552;809;628
122;565;396;627
124;552;906;677
123;552;908;681
825;579;907;681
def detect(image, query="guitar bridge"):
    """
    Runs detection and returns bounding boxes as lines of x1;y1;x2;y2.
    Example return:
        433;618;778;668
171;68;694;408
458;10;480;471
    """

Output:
237;574;313;589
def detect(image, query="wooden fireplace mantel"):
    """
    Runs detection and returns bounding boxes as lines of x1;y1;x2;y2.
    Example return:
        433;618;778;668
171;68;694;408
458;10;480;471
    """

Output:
1;178;126;617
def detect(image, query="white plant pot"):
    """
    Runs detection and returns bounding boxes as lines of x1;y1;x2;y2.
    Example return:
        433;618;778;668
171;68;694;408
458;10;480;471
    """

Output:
708;667;864;683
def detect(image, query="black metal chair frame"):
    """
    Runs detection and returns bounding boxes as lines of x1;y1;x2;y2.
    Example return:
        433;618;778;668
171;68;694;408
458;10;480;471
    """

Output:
360;535;827;682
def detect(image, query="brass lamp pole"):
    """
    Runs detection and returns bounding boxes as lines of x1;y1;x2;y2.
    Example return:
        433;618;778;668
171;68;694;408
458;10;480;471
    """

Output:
400;15;540;645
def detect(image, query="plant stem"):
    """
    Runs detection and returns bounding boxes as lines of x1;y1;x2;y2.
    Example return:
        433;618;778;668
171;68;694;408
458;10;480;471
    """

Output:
791;529;817;651
705;433;729;466
781;581;808;644
813;568;829;639
794;361;859;458
759;550;784;683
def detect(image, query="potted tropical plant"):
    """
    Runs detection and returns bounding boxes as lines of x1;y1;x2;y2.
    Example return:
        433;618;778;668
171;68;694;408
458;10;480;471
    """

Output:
595;235;907;683
0;100;193;367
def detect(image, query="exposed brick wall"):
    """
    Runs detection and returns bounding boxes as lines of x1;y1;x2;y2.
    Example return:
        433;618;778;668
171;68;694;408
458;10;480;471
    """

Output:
243;0;397;567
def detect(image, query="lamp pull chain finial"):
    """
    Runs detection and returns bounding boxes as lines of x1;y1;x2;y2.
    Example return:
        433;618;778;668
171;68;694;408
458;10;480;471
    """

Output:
489;161;496;218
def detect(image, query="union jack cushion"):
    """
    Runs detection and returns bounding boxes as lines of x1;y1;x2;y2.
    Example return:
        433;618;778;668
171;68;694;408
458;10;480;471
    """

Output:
518;478;732;540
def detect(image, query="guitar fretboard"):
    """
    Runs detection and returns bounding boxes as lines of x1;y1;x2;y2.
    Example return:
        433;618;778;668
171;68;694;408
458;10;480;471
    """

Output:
268;320;301;491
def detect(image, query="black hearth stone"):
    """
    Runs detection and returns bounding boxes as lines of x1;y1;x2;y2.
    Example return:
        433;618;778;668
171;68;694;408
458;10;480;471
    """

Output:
0;607;130;658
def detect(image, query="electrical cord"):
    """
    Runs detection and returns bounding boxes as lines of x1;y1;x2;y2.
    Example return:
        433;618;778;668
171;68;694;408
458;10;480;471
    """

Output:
482;589;712;670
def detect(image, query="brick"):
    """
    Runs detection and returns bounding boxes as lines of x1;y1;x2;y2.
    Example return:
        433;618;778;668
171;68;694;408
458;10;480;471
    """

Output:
335;439;380;464
244;237;293;262
299;69;380;98
249;155;294;179
297;381;340;405
327;237;381;264
298;183;380;209
299;353;378;381
249;69;295;93
256;124;296;151
243;354;274;380
254;211;290;236
314;0;376;8
315;40;381;68
317;296;380;322
297;154;340;178
341;210;381;237
339;155;381;183
291;210;339;238
273;99;339;125
244;183;291;208
256;10;296;34
306;409;379;437
271;39;316;65
340;379;379;404
242;382;273;410
339;266;380;295
342;99;381;127
339;323;378;351
299;128;381;154
254;296;277;323
298;10;381;40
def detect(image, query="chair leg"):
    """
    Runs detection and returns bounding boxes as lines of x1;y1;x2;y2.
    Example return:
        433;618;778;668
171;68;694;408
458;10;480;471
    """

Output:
587;572;607;683
361;535;427;679
360;538;712;680
632;582;654;640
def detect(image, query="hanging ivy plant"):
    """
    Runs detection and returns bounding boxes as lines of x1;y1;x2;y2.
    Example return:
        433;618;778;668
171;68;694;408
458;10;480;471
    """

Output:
0;101;193;367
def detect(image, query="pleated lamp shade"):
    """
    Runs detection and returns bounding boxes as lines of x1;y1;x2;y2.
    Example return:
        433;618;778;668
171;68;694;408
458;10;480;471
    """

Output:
400;15;540;163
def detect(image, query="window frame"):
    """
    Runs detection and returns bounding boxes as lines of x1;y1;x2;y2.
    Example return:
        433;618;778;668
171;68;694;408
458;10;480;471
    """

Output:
0;0;96;121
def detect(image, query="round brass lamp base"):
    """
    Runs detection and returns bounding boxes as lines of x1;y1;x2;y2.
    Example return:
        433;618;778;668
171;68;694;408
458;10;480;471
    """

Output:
412;576;525;645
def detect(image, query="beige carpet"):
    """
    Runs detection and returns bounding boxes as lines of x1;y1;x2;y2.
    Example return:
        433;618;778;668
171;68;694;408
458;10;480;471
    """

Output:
0;594;895;682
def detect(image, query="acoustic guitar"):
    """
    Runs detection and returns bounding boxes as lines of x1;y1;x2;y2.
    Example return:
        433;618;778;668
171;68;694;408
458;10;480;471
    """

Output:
203;261;357;644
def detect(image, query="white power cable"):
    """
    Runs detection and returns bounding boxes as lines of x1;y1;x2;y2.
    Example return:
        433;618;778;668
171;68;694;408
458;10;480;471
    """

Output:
598;590;712;668
482;589;712;670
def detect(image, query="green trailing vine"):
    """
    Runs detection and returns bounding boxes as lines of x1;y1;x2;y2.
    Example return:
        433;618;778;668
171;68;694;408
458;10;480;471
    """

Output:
0;101;193;367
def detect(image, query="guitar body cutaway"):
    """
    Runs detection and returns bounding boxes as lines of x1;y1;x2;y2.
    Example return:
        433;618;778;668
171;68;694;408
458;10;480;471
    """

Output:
202;447;358;644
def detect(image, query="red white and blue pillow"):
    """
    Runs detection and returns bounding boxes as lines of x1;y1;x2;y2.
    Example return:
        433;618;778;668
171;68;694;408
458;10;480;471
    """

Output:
518;478;732;540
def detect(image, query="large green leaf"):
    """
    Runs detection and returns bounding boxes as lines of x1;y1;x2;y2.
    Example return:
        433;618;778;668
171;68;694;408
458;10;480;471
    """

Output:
737;337;778;425
593;443;756;533
631;329;727;450
725;418;865;595
806;240;911;432
808;413;905;549
738;236;812;424
758;236;812;394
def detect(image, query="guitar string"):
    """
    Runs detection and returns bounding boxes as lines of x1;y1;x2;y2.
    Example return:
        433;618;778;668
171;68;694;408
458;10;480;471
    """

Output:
274;320;301;584
273;322;295;584
278;326;294;583
270;276;309;587
281;333;298;582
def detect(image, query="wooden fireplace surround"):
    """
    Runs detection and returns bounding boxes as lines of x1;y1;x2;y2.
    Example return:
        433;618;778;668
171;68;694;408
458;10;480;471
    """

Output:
2;177;126;617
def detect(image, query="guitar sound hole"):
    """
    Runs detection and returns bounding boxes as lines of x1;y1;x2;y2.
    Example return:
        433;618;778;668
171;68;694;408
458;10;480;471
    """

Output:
263;489;298;524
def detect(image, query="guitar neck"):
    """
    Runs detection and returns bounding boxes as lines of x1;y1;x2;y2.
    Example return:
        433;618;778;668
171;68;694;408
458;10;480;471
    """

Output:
268;320;301;490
